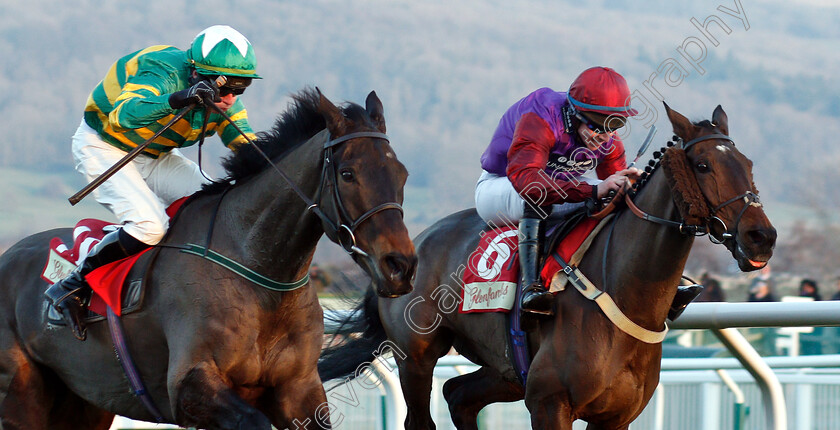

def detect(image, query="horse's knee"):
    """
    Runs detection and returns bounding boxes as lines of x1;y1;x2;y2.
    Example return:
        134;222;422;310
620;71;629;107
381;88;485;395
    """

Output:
441;378;459;405
174;365;270;430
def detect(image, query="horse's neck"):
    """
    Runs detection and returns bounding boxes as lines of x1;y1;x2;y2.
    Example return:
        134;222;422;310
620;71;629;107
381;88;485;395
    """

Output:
602;169;695;327
215;132;326;284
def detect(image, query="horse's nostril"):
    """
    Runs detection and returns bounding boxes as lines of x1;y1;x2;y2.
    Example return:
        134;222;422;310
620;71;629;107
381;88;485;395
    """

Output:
747;228;777;247
382;254;418;282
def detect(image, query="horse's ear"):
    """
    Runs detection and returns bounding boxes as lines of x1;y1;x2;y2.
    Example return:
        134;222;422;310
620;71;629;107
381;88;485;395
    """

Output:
315;87;347;136
664;102;697;142
366;90;386;133
711;105;729;135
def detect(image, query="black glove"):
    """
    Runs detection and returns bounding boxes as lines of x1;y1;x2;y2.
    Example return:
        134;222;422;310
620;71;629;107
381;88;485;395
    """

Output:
168;80;220;109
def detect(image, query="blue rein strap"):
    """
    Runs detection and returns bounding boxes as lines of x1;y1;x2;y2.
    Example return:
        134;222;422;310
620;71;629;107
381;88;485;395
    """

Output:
106;306;166;423
509;261;532;386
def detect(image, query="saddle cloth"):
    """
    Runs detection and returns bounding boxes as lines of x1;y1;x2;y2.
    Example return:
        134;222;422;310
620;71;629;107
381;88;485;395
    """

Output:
42;198;187;318
460;216;602;313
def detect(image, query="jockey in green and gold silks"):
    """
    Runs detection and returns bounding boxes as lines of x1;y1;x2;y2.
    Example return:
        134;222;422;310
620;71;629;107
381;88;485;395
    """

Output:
84;44;256;157
46;25;263;341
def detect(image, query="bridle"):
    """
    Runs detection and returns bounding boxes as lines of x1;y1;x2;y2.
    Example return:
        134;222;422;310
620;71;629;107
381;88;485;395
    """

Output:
314;131;405;257
207;104;403;257
624;133;762;244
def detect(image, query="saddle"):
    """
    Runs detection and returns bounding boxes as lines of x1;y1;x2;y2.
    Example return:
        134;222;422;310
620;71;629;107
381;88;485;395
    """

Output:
43;224;160;325
43;198;187;325
460;207;598;314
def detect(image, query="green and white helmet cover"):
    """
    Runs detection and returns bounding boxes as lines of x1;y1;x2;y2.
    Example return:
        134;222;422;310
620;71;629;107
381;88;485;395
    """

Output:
188;25;261;78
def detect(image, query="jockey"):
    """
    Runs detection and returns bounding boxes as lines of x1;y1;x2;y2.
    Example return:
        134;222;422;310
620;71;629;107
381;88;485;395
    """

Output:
45;25;261;340
475;67;640;315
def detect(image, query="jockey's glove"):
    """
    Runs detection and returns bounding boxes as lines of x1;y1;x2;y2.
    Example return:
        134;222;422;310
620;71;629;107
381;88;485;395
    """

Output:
169;80;220;109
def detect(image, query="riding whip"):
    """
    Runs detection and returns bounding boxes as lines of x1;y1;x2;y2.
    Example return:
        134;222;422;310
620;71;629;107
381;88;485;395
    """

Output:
627;125;657;169
67;106;192;205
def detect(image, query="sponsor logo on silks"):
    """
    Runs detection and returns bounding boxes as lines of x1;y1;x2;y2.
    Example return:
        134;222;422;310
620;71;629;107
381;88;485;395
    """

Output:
547;153;596;175
42;249;77;284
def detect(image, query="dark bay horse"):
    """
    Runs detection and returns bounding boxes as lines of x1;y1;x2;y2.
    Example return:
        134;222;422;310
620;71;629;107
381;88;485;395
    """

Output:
0;88;416;429
319;104;776;429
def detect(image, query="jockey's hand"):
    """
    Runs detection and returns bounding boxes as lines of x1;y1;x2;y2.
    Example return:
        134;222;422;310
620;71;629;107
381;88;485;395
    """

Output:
597;168;640;198
169;80;220;109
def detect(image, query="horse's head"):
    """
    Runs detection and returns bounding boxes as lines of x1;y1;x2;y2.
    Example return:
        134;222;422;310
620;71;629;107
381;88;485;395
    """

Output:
314;89;417;297
664;104;776;271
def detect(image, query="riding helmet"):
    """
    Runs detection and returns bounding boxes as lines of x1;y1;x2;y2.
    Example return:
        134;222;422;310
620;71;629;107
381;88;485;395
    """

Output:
188;25;261;79
567;67;637;130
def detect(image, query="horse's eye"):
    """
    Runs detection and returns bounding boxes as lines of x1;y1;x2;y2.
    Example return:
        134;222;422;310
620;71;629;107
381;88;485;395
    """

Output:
340;169;355;182
695;161;710;173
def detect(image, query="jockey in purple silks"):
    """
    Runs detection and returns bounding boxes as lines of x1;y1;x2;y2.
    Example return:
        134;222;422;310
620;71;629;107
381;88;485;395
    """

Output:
476;67;703;318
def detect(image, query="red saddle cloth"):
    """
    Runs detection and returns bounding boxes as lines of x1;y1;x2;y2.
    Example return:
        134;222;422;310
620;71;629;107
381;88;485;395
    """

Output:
42;198;187;316
460;217;602;313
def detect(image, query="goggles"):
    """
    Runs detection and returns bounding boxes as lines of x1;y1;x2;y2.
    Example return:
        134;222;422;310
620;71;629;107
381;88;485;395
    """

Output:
201;74;253;96
575;113;617;136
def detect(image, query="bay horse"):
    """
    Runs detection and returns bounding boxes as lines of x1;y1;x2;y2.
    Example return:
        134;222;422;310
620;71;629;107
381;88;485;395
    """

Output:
0;88;416;430
319;104;776;429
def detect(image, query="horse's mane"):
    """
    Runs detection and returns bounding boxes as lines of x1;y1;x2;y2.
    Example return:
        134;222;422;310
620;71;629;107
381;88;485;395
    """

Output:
200;87;371;194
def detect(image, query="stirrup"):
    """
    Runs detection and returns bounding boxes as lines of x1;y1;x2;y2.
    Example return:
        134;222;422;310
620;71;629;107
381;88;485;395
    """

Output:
60;297;89;341
521;284;555;316
45;278;90;341
668;284;704;321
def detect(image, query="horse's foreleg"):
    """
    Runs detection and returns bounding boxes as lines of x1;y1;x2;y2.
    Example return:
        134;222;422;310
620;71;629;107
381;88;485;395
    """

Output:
396;355;440;430
261;370;331;430
442;367;524;430
526;395;574;430
172;362;271;430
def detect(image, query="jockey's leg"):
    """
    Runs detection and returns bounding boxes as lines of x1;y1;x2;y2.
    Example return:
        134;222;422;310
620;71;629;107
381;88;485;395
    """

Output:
44;229;148;340
519;205;554;315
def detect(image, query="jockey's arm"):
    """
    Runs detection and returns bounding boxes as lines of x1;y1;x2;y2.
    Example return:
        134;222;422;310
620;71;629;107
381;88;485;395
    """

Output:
506;112;596;205
108;68;180;132
215;99;256;152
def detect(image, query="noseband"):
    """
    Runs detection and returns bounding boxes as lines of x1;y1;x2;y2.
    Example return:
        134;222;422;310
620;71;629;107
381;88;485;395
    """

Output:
314;131;404;257
626;133;762;243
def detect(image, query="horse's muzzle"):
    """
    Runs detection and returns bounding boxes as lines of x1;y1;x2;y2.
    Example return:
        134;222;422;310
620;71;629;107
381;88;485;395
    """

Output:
376;253;417;297
734;226;777;271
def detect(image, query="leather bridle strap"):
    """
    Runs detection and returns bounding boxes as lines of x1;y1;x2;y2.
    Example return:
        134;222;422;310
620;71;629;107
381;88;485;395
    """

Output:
208;103;402;257
624;193;707;235
320;131;403;256
682;133;733;150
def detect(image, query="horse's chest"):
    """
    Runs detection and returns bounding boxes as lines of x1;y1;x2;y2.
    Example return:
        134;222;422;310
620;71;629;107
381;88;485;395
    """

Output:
234;384;267;404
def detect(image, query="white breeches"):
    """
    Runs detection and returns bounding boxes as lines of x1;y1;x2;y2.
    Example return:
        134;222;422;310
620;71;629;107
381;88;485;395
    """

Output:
474;170;600;226
71;120;210;245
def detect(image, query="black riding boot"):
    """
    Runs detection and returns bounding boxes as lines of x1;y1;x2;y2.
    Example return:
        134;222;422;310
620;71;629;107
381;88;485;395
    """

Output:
44;229;149;340
518;217;554;316
667;281;705;321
